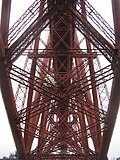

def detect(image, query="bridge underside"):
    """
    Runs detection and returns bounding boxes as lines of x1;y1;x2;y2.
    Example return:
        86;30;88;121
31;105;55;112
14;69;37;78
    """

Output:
0;0;120;160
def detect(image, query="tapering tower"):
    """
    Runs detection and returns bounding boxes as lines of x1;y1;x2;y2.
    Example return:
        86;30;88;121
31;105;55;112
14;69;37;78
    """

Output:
0;0;120;160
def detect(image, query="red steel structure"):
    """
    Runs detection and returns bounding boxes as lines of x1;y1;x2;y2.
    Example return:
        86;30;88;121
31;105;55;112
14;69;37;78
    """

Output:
0;0;120;159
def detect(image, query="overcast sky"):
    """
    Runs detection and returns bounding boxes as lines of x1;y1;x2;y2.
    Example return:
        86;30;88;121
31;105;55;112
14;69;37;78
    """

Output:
0;0;120;159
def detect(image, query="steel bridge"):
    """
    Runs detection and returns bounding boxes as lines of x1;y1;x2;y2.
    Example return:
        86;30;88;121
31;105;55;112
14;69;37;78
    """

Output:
0;0;120;159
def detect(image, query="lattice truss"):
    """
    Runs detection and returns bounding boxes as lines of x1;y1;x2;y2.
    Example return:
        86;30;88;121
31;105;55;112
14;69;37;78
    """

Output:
1;0;116;159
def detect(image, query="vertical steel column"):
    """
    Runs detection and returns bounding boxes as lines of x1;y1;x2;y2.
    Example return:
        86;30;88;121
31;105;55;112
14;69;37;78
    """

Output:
99;1;120;159
111;0;120;48
80;0;101;153
24;40;38;151
1;0;11;45
0;29;5;57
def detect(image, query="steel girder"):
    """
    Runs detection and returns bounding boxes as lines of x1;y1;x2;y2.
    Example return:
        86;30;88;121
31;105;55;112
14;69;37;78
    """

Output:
1;0;11;45
98;0;120;159
0;0;27;159
0;0;119;160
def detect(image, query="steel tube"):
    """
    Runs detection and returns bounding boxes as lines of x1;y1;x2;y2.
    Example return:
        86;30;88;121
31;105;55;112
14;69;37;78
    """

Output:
1;0;11;45
99;0;120;160
111;0;120;48
99;1;120;159
99;67;120;160
0;29;5;58
0;62;27;159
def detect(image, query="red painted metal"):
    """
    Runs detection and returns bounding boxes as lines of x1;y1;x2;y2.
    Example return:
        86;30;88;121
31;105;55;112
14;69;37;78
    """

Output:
1;0;11;46
0;62;27;159
0;30;5;57
98;0;120;159
111;0;120;48
0;0;119;159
